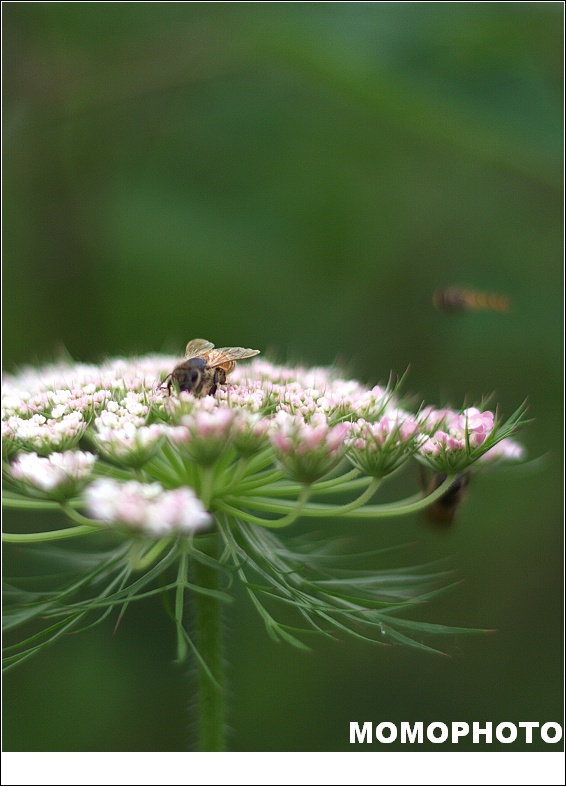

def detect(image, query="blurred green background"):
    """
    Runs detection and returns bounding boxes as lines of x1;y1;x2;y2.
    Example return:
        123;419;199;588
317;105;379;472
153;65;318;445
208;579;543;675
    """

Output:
3;3;563;752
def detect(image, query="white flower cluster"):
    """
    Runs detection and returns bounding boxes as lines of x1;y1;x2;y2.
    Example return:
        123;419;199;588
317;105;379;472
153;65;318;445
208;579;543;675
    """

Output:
346;412;421;477
3;354;526;533
10;450;97;497
3;411;87;455
270;412;351;483
168;409;237;465
90;422;165;466
419;407;494;454
85;479;211;536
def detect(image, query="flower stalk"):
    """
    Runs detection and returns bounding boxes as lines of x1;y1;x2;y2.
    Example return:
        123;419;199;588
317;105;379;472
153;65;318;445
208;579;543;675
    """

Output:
191;533;227;752
2;352;530;751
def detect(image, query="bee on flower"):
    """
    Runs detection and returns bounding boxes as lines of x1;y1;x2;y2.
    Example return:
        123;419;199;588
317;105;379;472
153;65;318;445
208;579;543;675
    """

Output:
2;350;529;710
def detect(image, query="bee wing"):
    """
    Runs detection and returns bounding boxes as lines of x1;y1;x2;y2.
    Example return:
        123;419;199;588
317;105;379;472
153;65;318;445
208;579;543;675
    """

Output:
205;347;260;369
185;339;215;359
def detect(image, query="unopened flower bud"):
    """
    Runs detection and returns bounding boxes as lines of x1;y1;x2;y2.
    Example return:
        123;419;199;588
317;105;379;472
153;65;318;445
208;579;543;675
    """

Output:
270;412;350;483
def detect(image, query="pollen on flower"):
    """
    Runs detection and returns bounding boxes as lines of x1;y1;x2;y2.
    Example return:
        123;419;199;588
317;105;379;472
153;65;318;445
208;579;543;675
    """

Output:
85;478;211;536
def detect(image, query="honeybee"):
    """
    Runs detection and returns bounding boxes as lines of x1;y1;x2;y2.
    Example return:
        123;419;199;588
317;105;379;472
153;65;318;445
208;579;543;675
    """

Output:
159;339;260;397
433;287;510;314
420;469;471;527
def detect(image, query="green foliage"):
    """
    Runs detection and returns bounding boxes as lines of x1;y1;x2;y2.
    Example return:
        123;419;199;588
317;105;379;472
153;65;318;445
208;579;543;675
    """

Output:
3;515;482;675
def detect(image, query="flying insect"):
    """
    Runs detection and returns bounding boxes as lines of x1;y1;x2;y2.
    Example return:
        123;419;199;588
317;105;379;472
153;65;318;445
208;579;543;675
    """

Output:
433;287;510;314
420;469;471;526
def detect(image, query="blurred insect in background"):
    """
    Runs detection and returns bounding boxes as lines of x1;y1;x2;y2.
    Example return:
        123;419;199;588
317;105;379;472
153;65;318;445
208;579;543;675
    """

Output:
420;468;471;527
433;287;511;314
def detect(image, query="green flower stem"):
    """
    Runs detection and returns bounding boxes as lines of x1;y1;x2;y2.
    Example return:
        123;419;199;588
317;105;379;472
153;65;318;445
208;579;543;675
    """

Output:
60;504;105;528
95;461;138;481
239;446;279;475
225;455;253;491
128;539;171;572
192;534;226;752
260;484;312;528
221;448;276;492
226;467;363;498
2;495;83;509
224;468;285;495
2;524;99;543
220;476;383;528
160;440;189;481
245;470;369;498
199;466;216;508
175;550;189;662
221;475;456;524
2;503;103;541
306;466;361;487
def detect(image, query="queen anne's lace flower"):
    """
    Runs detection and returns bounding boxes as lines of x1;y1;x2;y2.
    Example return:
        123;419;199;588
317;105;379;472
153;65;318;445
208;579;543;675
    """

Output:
2;411;87;455
347;413;420;476
2;351;530;692
85;478;211;536
3;354;526;528
9;450;97;498
89;422;165;467
269;411;351;483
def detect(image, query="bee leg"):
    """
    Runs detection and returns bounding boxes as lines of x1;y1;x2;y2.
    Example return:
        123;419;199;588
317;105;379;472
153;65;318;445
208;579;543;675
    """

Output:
158;374;173;396
208;368;219;396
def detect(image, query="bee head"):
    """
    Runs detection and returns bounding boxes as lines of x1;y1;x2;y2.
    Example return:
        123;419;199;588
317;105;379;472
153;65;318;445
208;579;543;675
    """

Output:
159;356;209;396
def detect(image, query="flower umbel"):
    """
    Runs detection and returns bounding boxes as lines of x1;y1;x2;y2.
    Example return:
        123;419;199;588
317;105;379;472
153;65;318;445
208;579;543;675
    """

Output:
8;450;97;500
270;412;351;483
85;478;212;536
3;353;528;676
346;413;420;477
417;405;526;473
